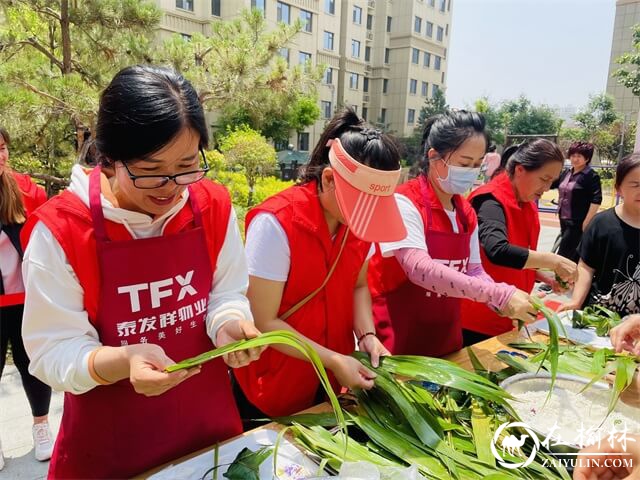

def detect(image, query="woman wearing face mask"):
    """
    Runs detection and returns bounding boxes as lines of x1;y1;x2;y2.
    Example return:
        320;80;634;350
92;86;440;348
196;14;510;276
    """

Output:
460;140;578;344
368;111;535;357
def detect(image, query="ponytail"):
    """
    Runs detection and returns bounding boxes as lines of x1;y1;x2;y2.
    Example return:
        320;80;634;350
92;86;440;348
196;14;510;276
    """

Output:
299;107;400;187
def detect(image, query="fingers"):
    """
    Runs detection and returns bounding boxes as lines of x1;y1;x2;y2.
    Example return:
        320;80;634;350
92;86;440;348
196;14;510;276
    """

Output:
370;350;380;368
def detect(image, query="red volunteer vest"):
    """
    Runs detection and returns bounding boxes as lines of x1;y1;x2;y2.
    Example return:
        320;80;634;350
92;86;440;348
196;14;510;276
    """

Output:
460;172;540;336
368;176;477;356
234;181;370;417
22;171;242;479
0;172;46;307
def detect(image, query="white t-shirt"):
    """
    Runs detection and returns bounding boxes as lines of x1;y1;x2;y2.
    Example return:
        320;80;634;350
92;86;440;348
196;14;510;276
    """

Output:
246;212;375;282
378;193;481;263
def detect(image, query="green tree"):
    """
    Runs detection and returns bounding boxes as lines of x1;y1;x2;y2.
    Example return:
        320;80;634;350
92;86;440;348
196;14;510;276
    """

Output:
218;125;277;207
573;93;620;139
499;95;562;137
160;9;322;145
474;96;504;145
613;24;640;96
0;0;160;192
417;87;449;128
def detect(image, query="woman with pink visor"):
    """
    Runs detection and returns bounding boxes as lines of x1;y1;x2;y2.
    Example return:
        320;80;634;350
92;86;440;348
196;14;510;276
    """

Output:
368;111;535;357
234;108;406;421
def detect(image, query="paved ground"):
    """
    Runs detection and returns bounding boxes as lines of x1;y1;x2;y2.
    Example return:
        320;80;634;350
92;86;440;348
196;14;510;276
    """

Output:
0;219;563;479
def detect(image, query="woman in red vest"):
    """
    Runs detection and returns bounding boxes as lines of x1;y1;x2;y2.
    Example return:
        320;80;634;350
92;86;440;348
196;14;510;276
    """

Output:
234;108;406;419
20;66;262;479
461;140;577;343
368;111;535;357
0;126;53;469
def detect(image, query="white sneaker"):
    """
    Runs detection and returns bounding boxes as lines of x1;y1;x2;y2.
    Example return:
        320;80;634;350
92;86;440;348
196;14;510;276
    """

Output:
0;436;5;470
32;422;54;461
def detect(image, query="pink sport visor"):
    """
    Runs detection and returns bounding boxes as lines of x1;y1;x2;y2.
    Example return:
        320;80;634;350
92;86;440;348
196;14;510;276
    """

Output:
328;138;406;242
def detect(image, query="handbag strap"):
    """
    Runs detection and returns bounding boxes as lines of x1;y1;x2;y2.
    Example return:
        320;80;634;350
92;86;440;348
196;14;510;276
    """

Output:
280;229;350;321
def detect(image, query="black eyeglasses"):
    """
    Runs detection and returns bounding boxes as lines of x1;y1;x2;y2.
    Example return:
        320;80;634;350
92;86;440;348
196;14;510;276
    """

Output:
120;149;210;189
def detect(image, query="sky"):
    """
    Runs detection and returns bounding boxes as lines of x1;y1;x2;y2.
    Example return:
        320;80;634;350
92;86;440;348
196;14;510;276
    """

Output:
446;0;616;111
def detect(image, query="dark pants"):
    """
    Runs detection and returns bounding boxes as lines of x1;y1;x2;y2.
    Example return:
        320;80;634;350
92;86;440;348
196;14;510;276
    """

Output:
0;305;52;417
462;329;492;347
557;219;582;263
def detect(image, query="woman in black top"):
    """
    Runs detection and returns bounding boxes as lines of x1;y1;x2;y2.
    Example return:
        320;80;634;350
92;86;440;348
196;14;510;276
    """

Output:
554;142;602;262
560;153;640;316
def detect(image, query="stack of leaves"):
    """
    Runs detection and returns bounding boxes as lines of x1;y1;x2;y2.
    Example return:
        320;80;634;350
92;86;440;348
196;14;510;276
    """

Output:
571;306;623;337
279;353;570;479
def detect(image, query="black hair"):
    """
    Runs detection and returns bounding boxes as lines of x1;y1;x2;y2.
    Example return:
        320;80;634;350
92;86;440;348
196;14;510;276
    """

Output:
95;65;208;165
488;144;497;153
616;152;640;189
420;110;489;173
299;107;400;188
498;139;564;178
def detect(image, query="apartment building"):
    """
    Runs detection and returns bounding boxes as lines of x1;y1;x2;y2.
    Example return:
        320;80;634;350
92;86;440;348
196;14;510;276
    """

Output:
155;0;453;150
606;0;640;120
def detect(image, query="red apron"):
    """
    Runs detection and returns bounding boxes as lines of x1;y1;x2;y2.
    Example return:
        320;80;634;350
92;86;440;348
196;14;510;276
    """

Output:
373;176;471;357
48;168;241;479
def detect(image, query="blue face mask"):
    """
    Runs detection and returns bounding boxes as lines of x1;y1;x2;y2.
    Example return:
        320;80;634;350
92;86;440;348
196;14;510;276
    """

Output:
436;163;481;195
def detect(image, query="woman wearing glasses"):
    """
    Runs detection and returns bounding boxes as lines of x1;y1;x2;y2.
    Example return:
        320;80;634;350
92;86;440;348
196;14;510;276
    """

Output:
20;65;262;479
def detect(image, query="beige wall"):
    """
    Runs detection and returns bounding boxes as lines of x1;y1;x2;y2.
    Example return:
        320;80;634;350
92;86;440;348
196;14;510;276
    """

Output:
607;0;640;120
155;0;452;150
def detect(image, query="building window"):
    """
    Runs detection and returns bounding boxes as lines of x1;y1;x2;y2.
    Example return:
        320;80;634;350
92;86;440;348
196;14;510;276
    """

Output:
349;72;359;89
298;132;310;151
366;14;373;30
176;0;193;11
412;48;420;64
300;10;313;32
277;2;290;24
440;0;446;12
437;26;444;42
365;46;371;62
380;108;387;123
251;0;266;15
325;0;335;14
414;16;422;34
409;78;417;95
434;55;441;70
382;78;388;94
446;23;449;36
426;21;433;37
442;71;445;83
180;33;192;41
321;101;332;119
424;51;431;67
351;39;361;58
279;47;289;65
384;48;390;64
352;105;358;113
299;51;311;65
323;67;333;84
386;16;392;32
432;84;439;97
407;109;416;124
211;0;221;16
429;0;435;6
323;31;334;50
353;6;362;24
362;107;368;120
363;77;369;92
421;81;428;97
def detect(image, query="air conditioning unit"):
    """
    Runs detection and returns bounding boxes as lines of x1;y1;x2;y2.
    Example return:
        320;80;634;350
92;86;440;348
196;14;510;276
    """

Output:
363;95;370;102
368;0;375;8
366;32;374;40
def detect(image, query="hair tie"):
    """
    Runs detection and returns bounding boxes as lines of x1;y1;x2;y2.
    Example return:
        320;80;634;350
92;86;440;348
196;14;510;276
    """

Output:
360;128;382;142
